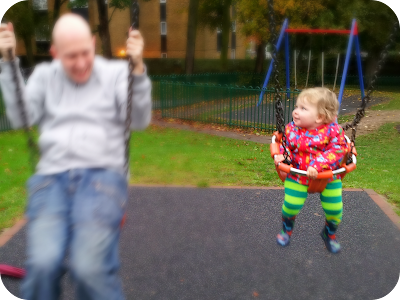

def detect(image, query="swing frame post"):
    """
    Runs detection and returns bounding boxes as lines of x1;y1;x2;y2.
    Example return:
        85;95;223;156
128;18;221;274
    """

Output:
294;49;297;89
258;18;289;106
338;19;357;106
285;30;290;99
333;53;340;92
355;34;366;99
305;50;311;88
321;51;324;87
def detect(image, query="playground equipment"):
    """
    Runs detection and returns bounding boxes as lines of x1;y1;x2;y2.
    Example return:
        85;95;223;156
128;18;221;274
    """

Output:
258;18;366;107
264;0;398;193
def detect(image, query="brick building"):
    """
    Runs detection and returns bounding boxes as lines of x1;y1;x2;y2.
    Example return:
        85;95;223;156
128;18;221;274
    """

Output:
13;0;248;60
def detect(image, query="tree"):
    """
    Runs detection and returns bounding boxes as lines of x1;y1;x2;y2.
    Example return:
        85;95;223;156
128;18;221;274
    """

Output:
319;0;399;78
236;0;325;73
3;1;50;67
198;0;233;70
185;0;200;74
53;0;69;26
71;0;148;58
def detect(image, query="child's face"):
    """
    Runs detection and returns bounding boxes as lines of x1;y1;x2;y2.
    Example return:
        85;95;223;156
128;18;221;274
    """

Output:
292;97;324;129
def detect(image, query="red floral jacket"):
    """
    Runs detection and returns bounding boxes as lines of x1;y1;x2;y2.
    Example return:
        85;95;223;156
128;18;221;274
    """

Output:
280;122;348;185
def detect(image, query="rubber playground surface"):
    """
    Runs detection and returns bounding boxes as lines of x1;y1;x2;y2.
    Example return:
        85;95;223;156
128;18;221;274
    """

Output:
1;187;400;300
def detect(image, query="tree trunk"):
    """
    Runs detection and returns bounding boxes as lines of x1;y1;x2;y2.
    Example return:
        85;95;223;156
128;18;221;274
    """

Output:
220;0;231;71
254;42;266;73
96;0;112;58
185;0;200;74
22;36;34;67
53;0;62;26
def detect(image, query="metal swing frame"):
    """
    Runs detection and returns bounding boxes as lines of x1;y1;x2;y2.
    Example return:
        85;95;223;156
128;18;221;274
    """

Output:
258;18;366;107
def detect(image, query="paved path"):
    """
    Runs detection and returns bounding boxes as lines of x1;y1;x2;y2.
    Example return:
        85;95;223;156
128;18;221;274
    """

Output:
1;187;399;300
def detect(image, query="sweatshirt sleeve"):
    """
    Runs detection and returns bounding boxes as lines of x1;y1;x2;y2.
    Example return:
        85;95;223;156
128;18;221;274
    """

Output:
309;124;348;172
0;58;46;128
115;63;152;131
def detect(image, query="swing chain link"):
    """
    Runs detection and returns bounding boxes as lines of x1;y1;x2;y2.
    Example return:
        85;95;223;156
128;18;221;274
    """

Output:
268;0;291;164
124;0;140;177
343;21;399;147
9;50;39;173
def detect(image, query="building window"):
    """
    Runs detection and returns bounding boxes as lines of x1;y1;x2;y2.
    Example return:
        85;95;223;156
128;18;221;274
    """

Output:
33;0;48;10
232;21;236;33
231;32;236;49
71;8;89;21
160;3;166;21
160;22;167;35
161;35;167;52
70;0;88;7
35;24;50;54
160;1;167;55
217;28;222;52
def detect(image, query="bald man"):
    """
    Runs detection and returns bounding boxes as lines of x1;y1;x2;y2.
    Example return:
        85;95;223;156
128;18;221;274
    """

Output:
0;14;151;300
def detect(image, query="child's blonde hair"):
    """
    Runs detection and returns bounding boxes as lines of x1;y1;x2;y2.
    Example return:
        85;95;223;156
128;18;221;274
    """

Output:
297;87;339;123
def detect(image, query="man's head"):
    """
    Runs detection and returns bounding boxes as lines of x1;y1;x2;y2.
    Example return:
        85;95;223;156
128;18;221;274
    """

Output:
51;14;95;84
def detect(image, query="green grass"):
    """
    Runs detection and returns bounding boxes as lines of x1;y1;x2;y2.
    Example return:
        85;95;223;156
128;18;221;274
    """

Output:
1;122;399;230
0;130;35;231
342;122;400;211
337;114;354;124
130;125;278;186
370;94;400;110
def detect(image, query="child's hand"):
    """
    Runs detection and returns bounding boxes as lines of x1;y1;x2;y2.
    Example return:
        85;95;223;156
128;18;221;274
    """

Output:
307;166;318;180
274;154;285;166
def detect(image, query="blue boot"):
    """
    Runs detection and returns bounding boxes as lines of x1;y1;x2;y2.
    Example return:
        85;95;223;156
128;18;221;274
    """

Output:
276;216;296;247
276;231;291;246
320;220;341;254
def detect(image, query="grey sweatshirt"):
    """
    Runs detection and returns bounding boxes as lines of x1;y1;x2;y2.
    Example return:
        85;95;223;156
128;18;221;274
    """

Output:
0;56;152;176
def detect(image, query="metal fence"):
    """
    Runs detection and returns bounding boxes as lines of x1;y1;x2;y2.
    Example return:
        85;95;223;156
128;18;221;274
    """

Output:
159;81;299;132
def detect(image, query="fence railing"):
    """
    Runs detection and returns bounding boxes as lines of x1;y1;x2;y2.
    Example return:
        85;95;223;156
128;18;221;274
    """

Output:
159;81;299;132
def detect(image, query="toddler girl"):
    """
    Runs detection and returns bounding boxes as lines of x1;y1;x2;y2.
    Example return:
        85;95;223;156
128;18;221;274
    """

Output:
274;87;348;254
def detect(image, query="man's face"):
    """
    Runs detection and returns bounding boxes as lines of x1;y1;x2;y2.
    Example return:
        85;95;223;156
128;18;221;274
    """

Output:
53;35;95;84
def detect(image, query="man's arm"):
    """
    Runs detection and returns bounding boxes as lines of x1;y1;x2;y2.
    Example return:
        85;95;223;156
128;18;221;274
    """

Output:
115;64;152;130
115;28;151;130
0;23;45;129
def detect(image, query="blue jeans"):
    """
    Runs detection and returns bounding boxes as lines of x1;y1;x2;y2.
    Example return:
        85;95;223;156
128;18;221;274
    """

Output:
21;168;127;300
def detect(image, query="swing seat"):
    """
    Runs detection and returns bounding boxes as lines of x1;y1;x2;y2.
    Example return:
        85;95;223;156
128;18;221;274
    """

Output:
0;264;25;279
270;131;357;193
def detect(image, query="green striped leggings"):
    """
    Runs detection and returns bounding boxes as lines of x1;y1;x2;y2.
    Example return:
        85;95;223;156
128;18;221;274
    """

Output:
282;178;343;224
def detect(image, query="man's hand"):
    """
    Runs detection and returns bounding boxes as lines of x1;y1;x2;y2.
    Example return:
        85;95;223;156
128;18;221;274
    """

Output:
306;166;318;180
126;28;144;75
0;23;16;61
274;154;285;166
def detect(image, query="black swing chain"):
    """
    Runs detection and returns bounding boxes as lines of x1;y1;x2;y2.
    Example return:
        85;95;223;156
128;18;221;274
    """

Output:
342;21;399;148
268;0;291;164
9;49;39;173
124;0;140;177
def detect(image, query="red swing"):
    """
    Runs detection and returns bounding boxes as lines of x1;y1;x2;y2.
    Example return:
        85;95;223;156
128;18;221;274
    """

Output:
270;131;357;193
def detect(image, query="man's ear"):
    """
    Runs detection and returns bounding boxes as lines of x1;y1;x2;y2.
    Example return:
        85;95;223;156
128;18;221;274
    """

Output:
92;36;96;48
50;45;57;59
